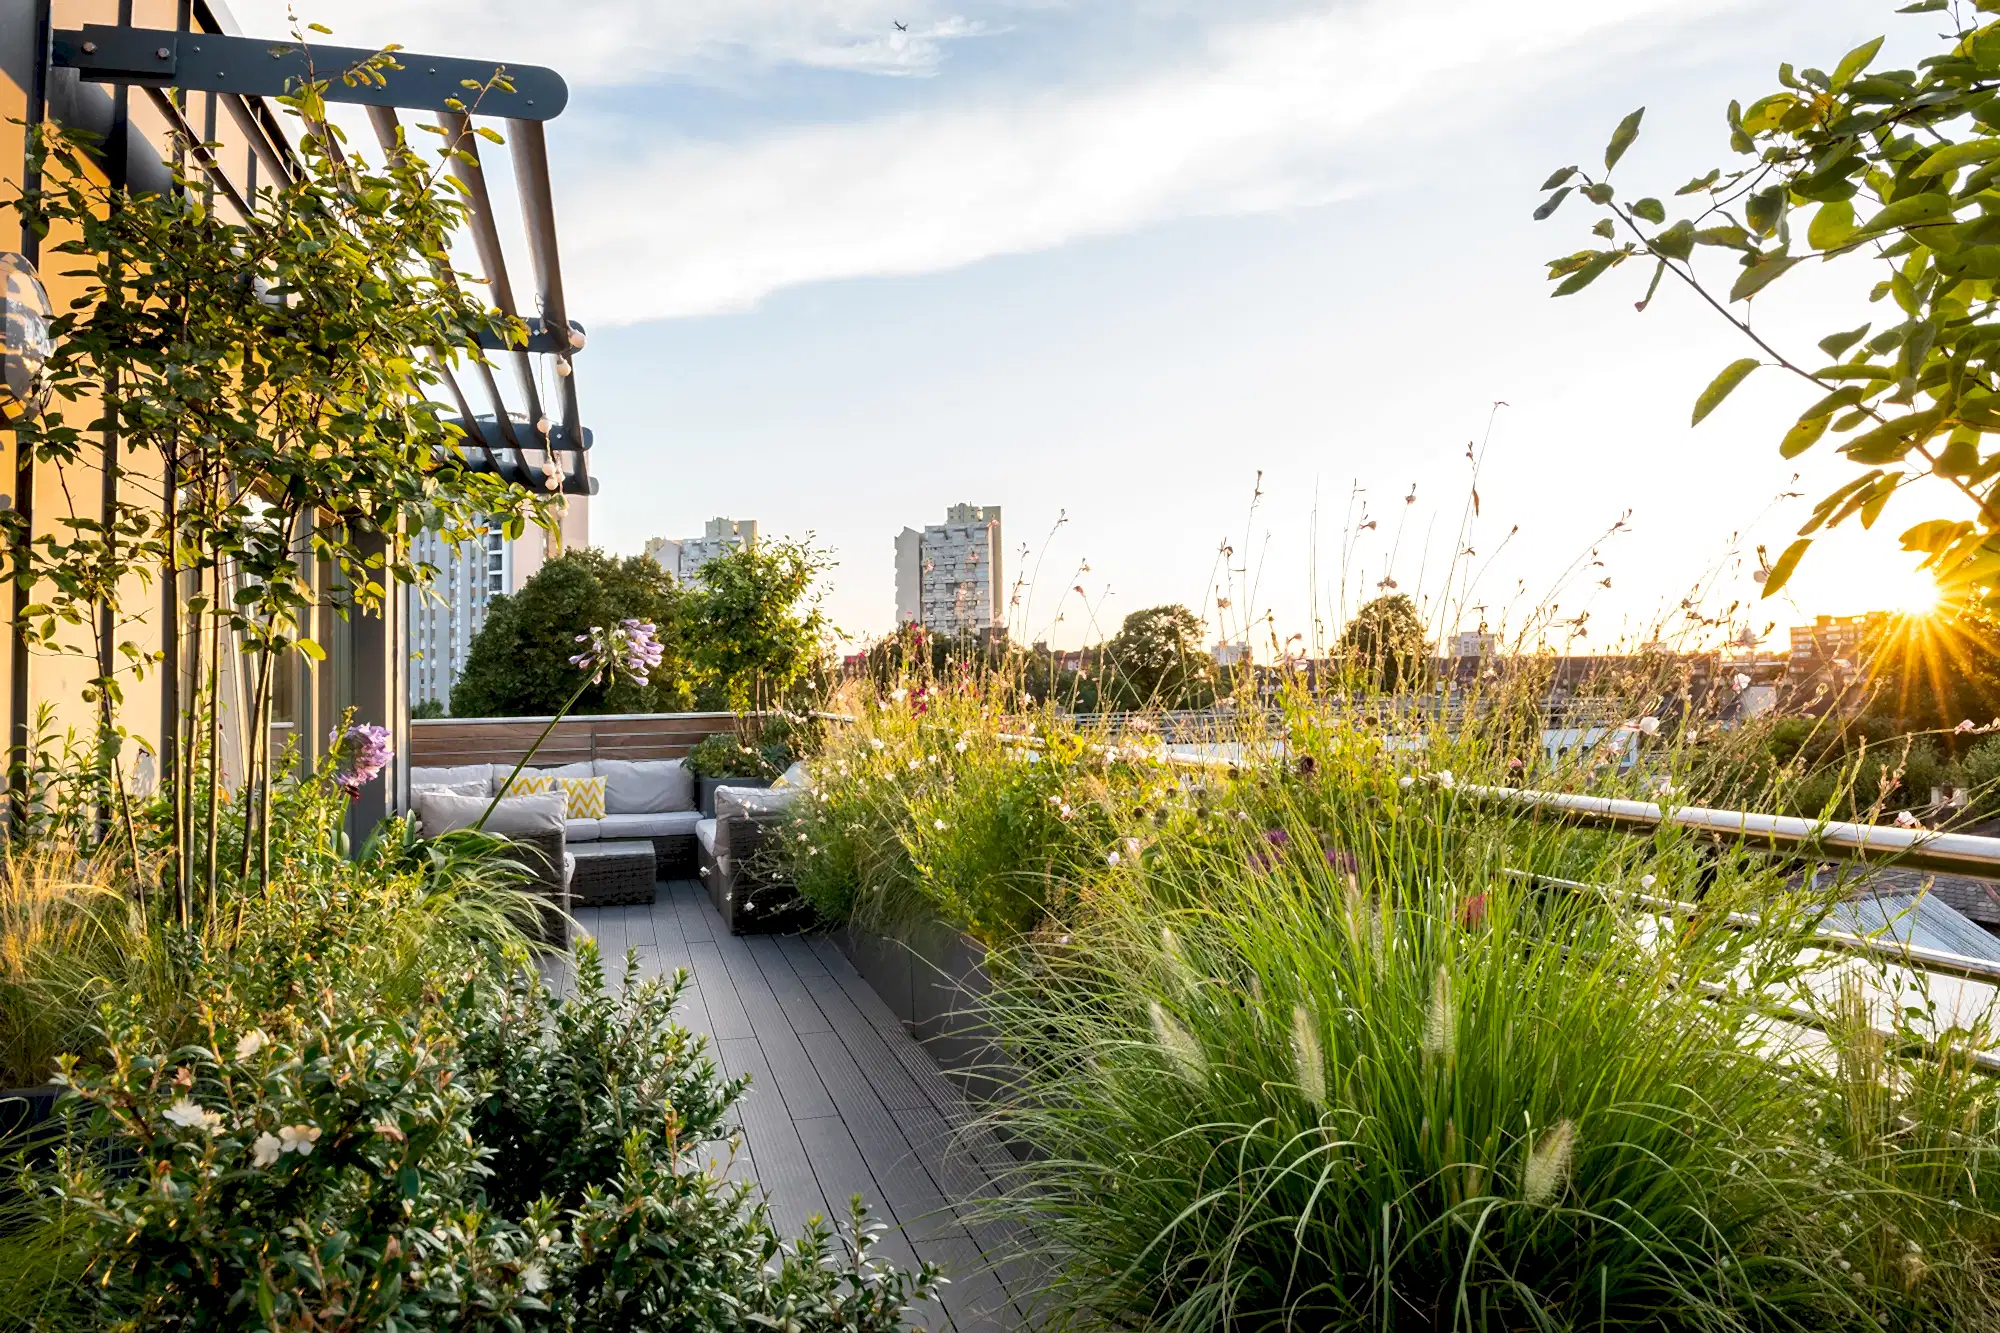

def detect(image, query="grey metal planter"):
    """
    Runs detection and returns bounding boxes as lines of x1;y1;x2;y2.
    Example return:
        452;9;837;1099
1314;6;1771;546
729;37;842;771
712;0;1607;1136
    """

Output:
835;908;1023;1114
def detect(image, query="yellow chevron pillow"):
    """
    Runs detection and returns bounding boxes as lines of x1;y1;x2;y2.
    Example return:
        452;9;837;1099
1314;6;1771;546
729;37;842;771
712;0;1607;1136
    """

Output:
556;775;607;820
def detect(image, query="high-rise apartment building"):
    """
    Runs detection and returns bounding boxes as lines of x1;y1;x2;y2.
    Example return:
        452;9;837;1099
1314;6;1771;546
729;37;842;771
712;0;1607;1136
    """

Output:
895;504;1003;637
407;498;589;713
645;517;759;583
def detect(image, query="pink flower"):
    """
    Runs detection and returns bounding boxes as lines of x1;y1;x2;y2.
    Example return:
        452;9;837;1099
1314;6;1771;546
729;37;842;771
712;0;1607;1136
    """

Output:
570;621;665;686
331;723;392;798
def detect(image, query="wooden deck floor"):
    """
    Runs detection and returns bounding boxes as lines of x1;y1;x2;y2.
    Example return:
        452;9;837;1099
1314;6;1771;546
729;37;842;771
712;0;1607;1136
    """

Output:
561;881;1035;1332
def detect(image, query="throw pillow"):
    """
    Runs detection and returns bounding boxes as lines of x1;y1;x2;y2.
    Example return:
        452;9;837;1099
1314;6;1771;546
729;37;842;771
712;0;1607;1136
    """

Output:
499;770;558;799
595;758;694;814
556;775;607;819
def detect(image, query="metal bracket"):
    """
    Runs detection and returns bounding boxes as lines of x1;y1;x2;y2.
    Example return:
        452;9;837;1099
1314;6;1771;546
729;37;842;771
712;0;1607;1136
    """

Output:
51;25;569;121
471;318;588;356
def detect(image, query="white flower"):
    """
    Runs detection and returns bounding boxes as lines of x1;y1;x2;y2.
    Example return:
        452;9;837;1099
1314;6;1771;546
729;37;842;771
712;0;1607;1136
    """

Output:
933;819;947;830
1058;802;1074;820
251;1132;283;1167
868;738;886;751
1107;850;1122;866
1895;810;1923;829
1637;716;1660;737
1652;776;1676;797
954;738;969;754
1639;874;1656;890
234;1029;269;1060
908;759;921;771
1124;838;1141;856
1025;751;1041;764
890;687;908;702
163;1098;223;1135
278;1124;322;1156
520;1262;550;1294
1435;770;1456;790
1732;672;1751;692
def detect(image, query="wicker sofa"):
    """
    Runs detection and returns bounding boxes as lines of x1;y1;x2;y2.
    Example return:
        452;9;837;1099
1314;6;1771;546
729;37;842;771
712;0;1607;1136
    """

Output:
696;771;814;935
410;758;703;877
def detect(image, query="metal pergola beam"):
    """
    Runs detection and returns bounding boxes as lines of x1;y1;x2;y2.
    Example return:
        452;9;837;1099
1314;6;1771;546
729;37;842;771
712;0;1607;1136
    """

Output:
52;25;569;120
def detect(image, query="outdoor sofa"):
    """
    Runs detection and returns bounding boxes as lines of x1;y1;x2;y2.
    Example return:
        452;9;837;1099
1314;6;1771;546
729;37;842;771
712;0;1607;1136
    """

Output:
409;757;812;931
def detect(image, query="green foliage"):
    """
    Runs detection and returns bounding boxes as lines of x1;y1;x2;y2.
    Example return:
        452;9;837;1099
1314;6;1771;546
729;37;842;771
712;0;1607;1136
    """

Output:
0;781;936;1333
1337;594;1429;691
461;943;744;1217
413;699;448;720
1537;5;2000;601
684;732;779;780
684;537;833;712
3;51;557;910
450;549;691;718
1097;604;1217;710
780;677;2000;1327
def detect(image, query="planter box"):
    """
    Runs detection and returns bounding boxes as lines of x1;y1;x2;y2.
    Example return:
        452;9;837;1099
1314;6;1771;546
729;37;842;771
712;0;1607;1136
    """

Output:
696;775;773;818
835;911;1022;1113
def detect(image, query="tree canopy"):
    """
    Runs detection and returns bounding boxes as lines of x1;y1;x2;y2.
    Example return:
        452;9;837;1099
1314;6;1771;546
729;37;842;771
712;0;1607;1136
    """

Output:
1098;605;1217;710
447;538;833;717
1538;3;2000;605
1339;595;1429;692
449;549;691;717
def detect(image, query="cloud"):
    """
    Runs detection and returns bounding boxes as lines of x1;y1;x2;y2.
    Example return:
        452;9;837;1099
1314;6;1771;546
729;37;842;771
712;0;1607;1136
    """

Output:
225;0;993;83
563;0;1743;323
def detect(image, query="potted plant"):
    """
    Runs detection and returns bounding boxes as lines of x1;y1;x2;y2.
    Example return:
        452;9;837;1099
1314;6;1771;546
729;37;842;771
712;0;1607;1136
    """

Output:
685;732;779;817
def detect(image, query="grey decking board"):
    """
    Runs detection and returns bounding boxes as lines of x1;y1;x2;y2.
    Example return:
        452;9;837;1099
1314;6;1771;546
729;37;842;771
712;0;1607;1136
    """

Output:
716;1036;832;1232
684;939;758;1041
749;935;837;1035
570;886;1030;1330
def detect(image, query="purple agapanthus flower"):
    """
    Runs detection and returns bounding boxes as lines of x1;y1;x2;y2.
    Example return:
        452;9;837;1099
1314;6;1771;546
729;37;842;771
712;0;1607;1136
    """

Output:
570;620;666;686
331;723;392;798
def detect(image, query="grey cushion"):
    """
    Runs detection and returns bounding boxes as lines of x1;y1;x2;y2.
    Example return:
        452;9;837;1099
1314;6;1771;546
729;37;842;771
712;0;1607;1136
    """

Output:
417;790;564;836
410;764;493;794
491;761;593;795
773;761;812;791
695;817;718;855
599;811;702;840
412;779;488;799
565;818;601;842
716;785;800;820
595;758;694;814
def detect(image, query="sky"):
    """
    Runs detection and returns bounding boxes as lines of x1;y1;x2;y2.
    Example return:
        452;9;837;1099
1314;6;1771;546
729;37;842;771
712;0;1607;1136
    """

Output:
234;0;1962;656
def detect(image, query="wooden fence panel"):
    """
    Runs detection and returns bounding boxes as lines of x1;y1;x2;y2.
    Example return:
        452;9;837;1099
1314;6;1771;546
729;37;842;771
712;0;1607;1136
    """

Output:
410;713;753;768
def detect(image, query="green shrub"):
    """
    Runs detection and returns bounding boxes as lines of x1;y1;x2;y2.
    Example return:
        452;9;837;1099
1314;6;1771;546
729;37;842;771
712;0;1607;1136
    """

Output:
685;732;778;780
1957;735;2000;818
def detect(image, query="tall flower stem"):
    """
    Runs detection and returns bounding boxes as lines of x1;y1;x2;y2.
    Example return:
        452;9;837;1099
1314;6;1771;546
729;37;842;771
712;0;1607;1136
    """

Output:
474;674;593;831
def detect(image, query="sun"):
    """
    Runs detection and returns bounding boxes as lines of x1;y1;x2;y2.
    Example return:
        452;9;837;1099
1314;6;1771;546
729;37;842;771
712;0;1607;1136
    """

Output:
1887;565;1942;618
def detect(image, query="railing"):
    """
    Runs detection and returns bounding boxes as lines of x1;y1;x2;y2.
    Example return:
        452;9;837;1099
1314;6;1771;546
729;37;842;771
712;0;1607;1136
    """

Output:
1437;781;2000;879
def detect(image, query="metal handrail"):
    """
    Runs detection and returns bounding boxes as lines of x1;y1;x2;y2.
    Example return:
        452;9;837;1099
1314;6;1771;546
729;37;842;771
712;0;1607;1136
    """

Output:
1512;871;2000;987
1441;782;2000;880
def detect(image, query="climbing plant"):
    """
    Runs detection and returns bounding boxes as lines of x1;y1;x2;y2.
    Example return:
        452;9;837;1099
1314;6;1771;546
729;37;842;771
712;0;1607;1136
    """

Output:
4;47;549;917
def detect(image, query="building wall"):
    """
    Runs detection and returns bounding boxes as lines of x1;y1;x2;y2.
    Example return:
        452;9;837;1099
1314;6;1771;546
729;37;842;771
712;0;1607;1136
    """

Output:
408;497;587;713
645;516;755;584
897;504;1002;636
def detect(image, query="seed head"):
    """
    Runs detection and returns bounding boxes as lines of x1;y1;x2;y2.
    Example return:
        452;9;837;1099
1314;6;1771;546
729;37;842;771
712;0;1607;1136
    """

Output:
1421;967;1455;1061
1291;1005;1326;1108
1149;1000;1206;1086
1522;1119;1576;1205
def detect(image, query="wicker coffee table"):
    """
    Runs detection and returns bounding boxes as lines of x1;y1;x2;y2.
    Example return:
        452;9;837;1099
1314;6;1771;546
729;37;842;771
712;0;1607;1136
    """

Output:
569;840;658;907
